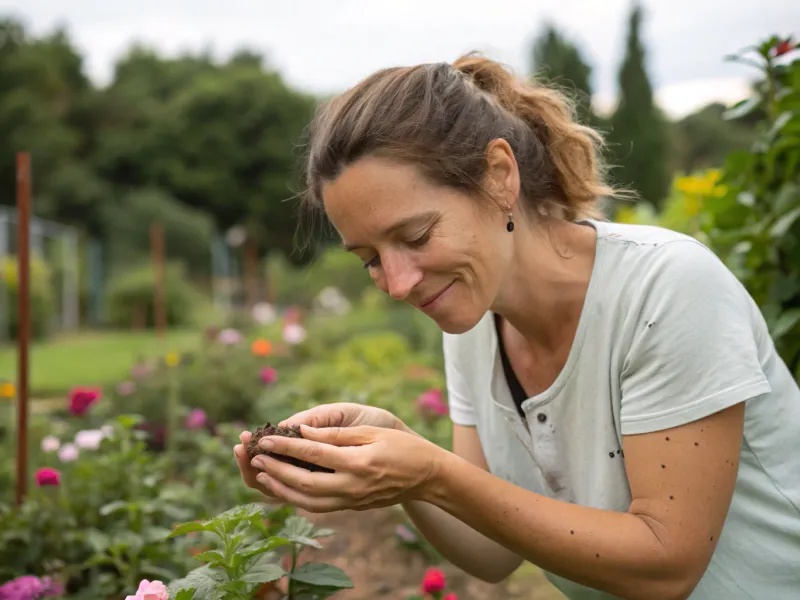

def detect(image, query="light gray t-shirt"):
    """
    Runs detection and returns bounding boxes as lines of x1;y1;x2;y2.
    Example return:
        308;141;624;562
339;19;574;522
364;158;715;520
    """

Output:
443;219;800;599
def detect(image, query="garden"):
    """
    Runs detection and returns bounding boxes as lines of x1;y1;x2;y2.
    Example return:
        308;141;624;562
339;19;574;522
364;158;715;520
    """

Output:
0;31;797;600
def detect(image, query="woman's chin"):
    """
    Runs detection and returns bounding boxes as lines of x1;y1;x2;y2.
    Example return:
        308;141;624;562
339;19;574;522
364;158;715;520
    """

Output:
425;306;486;335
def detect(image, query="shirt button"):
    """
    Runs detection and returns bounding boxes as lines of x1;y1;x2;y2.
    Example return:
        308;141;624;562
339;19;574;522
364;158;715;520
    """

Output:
537;413;547;423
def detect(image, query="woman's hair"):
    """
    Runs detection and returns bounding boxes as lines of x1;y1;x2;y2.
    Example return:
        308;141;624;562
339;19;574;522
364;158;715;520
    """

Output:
299;53;620;244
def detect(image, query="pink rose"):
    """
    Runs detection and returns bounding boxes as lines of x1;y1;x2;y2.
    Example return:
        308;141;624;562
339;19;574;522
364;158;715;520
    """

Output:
126;579;168;600
421;567;446;593
68;386;102;416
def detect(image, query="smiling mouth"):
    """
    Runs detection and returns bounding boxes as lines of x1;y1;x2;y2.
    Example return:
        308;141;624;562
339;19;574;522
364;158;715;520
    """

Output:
419;281;454;308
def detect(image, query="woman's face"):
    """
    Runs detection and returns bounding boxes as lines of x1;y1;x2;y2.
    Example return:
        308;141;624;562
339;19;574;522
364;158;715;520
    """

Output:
321;153;518;334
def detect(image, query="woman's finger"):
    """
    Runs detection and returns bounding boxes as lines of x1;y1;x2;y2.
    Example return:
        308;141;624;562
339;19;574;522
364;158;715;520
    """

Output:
255;435;350;471
258;471;346;514
297;424;375;447
234;432;274;497
279;404;349;429
253;453;346;497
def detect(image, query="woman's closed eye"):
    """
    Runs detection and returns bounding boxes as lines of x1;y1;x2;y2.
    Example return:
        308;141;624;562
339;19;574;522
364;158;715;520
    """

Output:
363;228;433;269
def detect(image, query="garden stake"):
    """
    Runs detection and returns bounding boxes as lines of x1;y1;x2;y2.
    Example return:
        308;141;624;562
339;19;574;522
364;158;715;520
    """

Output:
15;151;31;507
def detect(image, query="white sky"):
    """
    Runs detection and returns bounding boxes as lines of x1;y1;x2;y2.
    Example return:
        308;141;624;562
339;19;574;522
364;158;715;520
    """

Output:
3;0;798;118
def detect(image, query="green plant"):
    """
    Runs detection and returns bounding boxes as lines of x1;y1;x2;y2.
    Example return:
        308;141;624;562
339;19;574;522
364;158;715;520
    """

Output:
166;504;353;599
698;36;800;371
0;254;55;339
105;261;203;329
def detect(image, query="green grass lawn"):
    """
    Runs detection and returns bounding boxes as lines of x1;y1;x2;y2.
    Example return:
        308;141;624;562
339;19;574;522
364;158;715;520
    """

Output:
0;329;201;398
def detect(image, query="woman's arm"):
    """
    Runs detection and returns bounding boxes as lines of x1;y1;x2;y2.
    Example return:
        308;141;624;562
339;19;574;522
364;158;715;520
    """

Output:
401;424;523;583
420;402;745;600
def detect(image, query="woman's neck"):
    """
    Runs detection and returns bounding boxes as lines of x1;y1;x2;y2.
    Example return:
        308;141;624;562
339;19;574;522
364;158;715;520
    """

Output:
491;219;597;352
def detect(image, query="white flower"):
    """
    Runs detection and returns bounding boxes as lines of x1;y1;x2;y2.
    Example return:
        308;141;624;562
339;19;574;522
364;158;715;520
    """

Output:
252;302;277;325
58;443;79;462
282;323;307;345
74;429;105;450
101;424;115;439
41;436;60;453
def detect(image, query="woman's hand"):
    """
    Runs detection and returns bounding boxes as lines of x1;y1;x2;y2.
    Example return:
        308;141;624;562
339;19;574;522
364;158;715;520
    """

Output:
247;425;444;513
279;402;407;432
234;403;413;500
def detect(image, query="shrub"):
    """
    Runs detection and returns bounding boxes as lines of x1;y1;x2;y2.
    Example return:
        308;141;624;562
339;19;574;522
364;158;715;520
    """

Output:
105;262;203;329
0;255;55;340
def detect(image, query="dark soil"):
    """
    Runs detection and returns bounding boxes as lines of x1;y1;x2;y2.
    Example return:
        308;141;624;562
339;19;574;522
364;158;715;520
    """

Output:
246;422;334;473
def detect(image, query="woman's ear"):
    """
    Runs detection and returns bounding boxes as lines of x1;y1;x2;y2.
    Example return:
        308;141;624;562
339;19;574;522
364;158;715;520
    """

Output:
484;138;520;212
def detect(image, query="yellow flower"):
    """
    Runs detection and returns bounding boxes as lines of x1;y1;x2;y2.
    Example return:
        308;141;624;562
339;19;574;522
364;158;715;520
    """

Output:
0;382;15;398
165;352;181;368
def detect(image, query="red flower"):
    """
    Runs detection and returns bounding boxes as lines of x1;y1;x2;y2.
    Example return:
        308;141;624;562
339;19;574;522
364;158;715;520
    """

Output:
421;568;446;594
444;594;458;600
68;386;102;416
775;39;795;57
35;467;61;486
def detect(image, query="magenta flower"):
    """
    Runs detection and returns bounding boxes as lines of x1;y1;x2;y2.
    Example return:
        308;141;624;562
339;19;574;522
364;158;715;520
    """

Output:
259;367;278;385
0;574;63;598
68;386;101;416
35;468;60;487
416;388;448;418
185;408;207;430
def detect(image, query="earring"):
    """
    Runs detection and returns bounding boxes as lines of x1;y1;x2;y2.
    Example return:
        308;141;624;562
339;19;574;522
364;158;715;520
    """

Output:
506;208;514;232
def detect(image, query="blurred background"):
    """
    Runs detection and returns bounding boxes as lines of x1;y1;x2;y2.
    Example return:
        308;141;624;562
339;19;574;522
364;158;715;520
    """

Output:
0;1;796;598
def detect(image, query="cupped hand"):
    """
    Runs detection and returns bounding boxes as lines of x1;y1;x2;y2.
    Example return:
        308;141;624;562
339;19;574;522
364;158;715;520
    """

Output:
247;424;444;513
278;402;406;431
234;430;280;501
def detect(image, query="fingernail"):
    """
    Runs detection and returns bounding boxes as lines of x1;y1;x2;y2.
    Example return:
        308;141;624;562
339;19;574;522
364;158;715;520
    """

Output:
256;473;270;486
250;457;264;469
259;439;274;450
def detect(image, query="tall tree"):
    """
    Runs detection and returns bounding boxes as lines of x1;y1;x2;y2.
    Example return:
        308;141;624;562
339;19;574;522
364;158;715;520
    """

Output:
608;3;670;207
530;23;594;124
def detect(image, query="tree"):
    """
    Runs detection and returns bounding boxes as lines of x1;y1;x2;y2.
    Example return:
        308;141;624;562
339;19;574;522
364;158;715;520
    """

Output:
608;3;670;207
530;23;594;124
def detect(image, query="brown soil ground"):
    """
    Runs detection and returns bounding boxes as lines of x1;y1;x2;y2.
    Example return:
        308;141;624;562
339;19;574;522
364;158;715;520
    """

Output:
286;506;567;599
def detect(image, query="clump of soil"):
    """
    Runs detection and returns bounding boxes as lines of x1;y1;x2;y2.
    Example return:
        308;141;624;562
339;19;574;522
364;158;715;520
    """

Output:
246;422;334;473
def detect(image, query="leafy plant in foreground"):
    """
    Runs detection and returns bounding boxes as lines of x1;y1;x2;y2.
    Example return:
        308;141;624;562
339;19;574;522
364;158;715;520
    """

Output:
166;503;353;599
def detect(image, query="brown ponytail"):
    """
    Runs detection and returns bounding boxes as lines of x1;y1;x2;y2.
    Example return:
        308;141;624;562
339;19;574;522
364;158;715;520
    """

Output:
301;52;621;237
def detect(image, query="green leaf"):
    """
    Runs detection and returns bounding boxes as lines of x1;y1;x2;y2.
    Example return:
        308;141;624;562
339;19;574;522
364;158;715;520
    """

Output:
773;183;800;216
99;501;128;516
770;309;800;340
770;206;800;238
174;590;196;600
192;549;226;565
240;562;287;583
239;537;291;560
166;521;212;539
116;414;145;429
724;96;762;120
289;563;354;590
313;528;335;538
168;565;227;597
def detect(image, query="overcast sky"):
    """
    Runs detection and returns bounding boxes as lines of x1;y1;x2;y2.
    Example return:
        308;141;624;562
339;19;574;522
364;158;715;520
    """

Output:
3;0;797;118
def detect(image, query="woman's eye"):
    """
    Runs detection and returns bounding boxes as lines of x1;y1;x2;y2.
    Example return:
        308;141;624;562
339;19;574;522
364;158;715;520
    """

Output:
408;231;430;248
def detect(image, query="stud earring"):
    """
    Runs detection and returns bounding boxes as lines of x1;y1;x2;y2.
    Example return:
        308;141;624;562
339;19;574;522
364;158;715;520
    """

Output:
506;208;514;232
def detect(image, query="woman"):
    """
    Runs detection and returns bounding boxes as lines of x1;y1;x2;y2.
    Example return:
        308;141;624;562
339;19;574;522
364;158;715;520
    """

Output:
234;55;800;600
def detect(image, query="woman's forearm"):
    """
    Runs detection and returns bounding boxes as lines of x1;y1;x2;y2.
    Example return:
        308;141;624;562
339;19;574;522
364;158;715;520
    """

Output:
421;451;688;600
394;419;522;582
402;499;523;583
